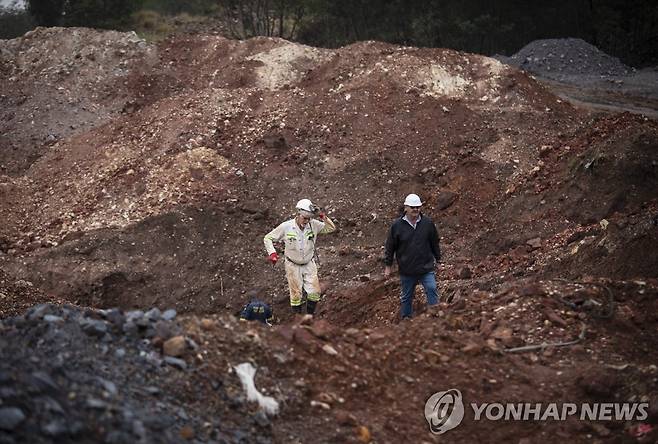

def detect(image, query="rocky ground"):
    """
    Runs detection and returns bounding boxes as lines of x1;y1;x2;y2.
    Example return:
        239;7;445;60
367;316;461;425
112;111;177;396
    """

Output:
1;28;657;443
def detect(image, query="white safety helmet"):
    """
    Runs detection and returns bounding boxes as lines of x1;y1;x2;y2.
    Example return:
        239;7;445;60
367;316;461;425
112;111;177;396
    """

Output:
296;198;314;213
404;193;423;207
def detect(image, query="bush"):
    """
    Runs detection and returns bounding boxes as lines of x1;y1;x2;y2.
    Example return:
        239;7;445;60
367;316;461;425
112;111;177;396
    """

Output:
140;0;216;16
131;10;173;41
25;0;142;29
26;0;64;26
0;7;36;39
62;0;141;29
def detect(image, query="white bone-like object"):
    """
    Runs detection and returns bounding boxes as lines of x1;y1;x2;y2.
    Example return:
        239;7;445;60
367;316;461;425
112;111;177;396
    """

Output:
234;362;280;416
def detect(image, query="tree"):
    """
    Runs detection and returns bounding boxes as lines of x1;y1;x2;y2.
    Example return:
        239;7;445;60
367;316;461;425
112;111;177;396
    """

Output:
25;0;141;29
26;0;65;26
62;0;142;28
219;0;306;39
0;6;36;39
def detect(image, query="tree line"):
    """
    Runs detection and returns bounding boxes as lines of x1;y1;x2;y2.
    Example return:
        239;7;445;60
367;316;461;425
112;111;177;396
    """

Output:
3;0;656;67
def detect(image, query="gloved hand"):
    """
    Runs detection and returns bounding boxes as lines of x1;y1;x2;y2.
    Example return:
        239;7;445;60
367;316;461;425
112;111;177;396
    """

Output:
268;252;279;264
310;203;324;219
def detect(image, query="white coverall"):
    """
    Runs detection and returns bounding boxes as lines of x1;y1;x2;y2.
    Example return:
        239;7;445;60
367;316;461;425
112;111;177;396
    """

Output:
264;216;336;307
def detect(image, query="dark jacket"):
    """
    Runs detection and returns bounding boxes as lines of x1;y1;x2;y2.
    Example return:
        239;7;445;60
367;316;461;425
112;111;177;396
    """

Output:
384;214;441;276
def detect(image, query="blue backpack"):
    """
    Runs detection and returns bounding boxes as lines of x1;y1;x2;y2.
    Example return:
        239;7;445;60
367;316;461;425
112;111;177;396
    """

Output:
239;300;273;325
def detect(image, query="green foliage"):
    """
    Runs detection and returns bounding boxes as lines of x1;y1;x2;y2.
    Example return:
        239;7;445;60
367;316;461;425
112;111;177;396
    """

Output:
24;0;143;29
140;0;216;15
218;0;307;39
26;0;65;26
131;9;173;41
0;7;36;39
61;0;143;29
16;0;658;66
292;0;658;66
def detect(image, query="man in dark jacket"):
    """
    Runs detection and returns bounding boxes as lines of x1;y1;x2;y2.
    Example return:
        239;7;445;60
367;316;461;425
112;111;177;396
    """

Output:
384;193;441;319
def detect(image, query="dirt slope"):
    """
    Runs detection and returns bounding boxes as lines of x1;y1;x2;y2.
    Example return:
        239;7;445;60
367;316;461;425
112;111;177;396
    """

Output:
5;28;655;313
1;28;657;443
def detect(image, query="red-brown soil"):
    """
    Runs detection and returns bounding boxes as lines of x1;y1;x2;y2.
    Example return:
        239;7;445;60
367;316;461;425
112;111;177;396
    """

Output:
1;27;657;442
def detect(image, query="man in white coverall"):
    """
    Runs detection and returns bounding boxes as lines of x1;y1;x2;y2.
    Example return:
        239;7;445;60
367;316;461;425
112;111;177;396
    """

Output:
264;199;336;314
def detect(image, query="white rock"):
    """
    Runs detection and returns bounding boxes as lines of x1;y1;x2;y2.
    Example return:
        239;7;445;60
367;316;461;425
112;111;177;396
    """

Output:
322;344;338;356
234;362;279;416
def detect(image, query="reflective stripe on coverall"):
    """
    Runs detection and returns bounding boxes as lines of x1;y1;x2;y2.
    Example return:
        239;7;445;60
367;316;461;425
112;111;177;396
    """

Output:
264;216;336;306
285;258;320;306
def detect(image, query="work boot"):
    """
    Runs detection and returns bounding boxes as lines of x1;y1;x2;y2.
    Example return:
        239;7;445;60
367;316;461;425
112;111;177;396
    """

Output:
306;300;317;315
292;305;302;314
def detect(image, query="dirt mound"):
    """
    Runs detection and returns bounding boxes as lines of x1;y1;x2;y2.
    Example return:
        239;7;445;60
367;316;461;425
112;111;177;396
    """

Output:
0;27;153;81
0;30;583;313
0;268;59;318
473;113;658;280
504;38;631;80
201;279;658;442
1;28;658;443
2;275;657;443
0;27;157;176
500;38;658;117
2;29;656;315
245;38;334;90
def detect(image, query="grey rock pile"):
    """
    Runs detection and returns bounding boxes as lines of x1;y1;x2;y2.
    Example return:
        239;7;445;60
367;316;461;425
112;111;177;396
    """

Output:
0;304;264;444
501;38;631;80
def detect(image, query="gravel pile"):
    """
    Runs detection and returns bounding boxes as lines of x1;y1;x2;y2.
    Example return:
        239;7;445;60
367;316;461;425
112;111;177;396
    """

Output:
502;38;632;81
0;304;260;444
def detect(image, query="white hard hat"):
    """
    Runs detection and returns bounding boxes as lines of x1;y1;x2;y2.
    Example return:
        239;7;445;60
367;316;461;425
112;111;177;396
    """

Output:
404;193;423;206
296;198;314;212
